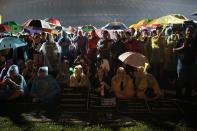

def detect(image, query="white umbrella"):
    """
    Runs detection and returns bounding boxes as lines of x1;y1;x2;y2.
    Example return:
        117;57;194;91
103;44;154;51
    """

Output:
119;52;149;68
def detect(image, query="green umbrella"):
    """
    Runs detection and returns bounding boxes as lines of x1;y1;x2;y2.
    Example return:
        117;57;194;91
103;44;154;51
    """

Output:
4;21;23;34
81;25;96;32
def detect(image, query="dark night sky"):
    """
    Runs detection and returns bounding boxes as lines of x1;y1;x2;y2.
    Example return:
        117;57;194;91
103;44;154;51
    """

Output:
0;0;196;27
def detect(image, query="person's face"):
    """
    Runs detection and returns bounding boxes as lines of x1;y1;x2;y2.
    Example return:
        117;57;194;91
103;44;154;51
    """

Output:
156;29;161;35
78;31;83;36
103;32;108;39
10;71;17;78
39;72;46;79
75;68;82;76
97;69;104;77
186;28;193;38
91;31;96;37
63;62;69;69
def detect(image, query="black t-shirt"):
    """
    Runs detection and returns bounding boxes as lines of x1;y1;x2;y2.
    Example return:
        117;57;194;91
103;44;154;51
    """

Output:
176;36;197;66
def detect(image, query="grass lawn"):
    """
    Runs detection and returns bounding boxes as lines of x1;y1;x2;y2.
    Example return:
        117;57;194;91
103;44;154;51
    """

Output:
0;115;196;131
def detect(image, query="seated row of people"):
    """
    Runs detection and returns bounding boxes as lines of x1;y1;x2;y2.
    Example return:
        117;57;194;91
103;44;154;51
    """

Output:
0;61;162;104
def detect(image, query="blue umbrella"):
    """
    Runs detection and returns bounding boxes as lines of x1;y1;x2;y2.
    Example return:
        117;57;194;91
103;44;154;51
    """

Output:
0;37;27;50
192;10;197;16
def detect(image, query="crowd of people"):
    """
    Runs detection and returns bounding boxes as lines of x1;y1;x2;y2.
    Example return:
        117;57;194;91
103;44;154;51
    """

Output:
0;24;196;104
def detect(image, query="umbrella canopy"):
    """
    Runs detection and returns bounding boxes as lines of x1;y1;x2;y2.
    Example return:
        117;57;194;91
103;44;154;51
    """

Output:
23;19;51;29
0;24;12;33
22;19;59;34
3;21;23;34
81;25;96;32
119;52;149;68
192;10;197;16
0;37;27;50
129;19;151;29
102;22;128;31
45;18;61;26
147;14;187;27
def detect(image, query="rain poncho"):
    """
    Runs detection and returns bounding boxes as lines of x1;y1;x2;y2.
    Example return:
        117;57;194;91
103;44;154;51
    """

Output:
136;73;161;99
0;65;27;99
40;38;61;73
31;66;60;103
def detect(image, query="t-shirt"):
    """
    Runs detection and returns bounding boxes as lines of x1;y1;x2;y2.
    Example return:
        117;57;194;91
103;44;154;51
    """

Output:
176;36;197;66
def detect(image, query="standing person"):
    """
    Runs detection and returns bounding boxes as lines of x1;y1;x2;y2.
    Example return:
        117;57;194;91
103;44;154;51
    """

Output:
74;30;88;56
124;31;140;53
139;29;152;61
87;30;100;62
97;30;112;60
173;26;197;98
40;34;61;76
150;26;166;84
163;27;178;88
110;32;124;76
58;31;71;61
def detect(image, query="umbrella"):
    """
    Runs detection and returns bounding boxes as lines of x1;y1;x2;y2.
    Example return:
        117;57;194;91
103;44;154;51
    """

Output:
45;18;61;27
24;26;58;35
118;52;149;68
192;10;197;16
0;24;12;33
102;22;128;31
3;21;23;34
129;19;151;29
81;25;96;32
147;14;187;27
22;19;51;29
0;37;27;50
23;19;59;34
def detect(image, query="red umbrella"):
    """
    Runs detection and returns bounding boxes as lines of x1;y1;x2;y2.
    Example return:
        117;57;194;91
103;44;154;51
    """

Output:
45;18;61;26
0;24;12;33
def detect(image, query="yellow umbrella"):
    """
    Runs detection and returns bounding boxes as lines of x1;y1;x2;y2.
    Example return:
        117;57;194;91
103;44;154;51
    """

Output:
147;14;187;27
129;19;151;29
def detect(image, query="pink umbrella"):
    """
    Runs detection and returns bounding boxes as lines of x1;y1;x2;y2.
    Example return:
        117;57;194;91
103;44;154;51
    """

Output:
119;52;149;68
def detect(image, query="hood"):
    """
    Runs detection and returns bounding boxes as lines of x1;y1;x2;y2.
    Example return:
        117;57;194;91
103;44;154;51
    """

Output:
7;65;19;76
38;66;48;76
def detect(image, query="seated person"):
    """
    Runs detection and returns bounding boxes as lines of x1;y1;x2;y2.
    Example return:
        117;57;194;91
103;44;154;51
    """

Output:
90;66;112;97
22;60;36;89
0;60;12;81
30;66;60;103
0;65;27;101
69;65;90;88
56;60;70;88
111;67;135;99
134;65;162;99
